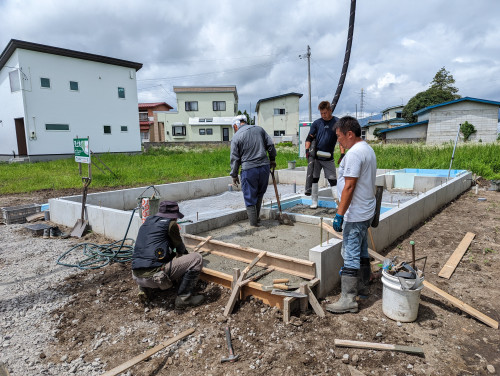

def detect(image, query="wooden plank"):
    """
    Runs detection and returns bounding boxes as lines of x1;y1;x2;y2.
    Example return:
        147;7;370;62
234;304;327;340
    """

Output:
422;280;498;329
26;212;45;222
101;328;195;376
224;252;266;316
183;233;315;279
299;282;308;312
305;284;325;318
367;228;377;253
0;362;10;376
283;296;295;324
231;268;240;290
334;339;424;355
438;232;475;279
366;246;498;329
193;236;213;252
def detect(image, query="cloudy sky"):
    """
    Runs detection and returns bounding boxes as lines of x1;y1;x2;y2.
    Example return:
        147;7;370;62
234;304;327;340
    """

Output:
1;0;499;121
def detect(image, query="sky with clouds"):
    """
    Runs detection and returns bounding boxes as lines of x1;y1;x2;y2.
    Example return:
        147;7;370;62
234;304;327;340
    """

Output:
1;0;500;121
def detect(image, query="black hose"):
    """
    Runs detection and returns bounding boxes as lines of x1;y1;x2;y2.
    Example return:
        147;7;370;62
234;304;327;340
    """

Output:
331;0;356;112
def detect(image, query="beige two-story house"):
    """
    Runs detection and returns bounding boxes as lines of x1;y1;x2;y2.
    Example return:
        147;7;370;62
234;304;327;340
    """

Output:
255;92;303;139
155;86;238;142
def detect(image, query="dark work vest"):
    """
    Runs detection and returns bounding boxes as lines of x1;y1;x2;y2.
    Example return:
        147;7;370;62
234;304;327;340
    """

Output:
132;216;175;269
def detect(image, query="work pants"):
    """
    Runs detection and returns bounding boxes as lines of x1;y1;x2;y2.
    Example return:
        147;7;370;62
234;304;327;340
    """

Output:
241;165;270;206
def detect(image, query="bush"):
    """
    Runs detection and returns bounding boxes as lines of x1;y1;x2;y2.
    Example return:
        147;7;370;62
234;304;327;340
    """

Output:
460;121;476;142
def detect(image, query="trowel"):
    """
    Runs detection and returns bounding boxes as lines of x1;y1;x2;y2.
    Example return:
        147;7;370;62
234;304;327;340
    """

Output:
70;177;91;237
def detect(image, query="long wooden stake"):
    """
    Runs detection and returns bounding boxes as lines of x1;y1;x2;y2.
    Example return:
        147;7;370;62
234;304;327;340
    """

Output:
101;328;195;376
334;339;424;355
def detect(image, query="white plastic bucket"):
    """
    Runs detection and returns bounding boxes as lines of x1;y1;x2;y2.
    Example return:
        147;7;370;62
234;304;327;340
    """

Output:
381;269;424;322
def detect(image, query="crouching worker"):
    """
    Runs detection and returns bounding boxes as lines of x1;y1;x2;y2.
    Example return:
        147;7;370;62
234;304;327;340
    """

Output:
132;201;205;309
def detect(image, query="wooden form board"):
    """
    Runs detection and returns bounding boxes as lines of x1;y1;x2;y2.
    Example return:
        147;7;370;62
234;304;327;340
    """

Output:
101;328;195;376
183;233;316;279
438;232;475;279
334;339;424;355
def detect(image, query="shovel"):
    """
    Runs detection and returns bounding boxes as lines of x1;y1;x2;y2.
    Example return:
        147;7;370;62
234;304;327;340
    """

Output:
71;177;91;237
270;167;294;226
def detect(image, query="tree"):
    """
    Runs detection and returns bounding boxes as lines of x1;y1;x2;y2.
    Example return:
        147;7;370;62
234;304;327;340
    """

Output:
460;121;476;142
430;67;459;94
402;67;461;123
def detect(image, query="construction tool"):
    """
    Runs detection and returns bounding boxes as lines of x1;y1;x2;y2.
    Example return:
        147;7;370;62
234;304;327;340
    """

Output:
273;283;290;290
70;177;91;237
273;278;289;284
410;240;416;269
270;167;294;226
271;289;307;298
221;326;239;363
371;185;384;228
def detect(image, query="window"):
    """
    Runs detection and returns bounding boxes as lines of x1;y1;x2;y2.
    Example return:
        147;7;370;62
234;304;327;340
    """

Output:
185;101;198;111
69;81;79;91
40;77;51;88
274;108;285;115
103;125;112;134
206;128;213;135
118;87;125;98
212;101;226;111
396;112;402;118
274;130;285;136
139;112;149;121
199;129;206;135
9;70;20;92
45;124;69;131
121;126;128;132
172;125;186;136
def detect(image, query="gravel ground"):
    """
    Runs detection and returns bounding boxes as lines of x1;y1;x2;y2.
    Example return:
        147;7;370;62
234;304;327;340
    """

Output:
0;225;104;375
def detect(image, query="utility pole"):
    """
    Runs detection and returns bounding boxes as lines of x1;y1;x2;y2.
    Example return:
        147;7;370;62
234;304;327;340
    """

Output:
359;88;365;119
299;45;312;122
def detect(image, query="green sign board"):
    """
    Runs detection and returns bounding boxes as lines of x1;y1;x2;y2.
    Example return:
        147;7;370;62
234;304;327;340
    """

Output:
73;138;90;164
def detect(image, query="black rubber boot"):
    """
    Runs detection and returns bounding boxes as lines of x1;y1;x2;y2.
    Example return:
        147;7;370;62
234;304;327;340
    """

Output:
256;197;263;223
246;205;259;227
138;286;152;303
358;258;371;299
325;268;359;314
175;270;205;309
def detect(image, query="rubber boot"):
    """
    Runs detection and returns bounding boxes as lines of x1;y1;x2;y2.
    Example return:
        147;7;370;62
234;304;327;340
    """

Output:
331;186;338;201
246;205;259;227
325;269;359;313
138;286;152;303
175;270;205;309
310;183;319;209
358;258;371;299
256;197;263;223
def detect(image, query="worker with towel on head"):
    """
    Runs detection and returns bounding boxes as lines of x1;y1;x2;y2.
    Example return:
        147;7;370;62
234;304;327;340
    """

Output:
230;114;277;227
131;201;205;309
304;101;340;209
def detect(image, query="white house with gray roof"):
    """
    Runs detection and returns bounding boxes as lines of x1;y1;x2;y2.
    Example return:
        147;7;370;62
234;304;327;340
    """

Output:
0;39;143;161
255;92;303;139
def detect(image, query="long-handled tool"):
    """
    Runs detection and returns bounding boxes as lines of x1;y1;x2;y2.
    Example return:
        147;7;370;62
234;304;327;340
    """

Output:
270;167;294;226
71;177;91;237
221;326;239;363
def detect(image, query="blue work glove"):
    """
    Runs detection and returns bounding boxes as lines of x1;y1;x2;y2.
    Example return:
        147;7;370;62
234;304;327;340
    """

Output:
333;213;344;232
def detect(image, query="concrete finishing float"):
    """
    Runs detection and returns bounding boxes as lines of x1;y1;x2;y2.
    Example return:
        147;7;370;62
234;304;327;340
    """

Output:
49;168;472;300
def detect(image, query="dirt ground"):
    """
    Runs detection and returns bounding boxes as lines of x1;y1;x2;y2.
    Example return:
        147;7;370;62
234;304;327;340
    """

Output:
2;186;500;375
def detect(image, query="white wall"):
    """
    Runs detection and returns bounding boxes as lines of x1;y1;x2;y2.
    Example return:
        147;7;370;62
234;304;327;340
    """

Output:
425;101;498;144
257;96;300;136
0;51;26;157
12;49;141;157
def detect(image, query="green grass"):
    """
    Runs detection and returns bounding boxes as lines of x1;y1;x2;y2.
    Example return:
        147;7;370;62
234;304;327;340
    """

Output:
0;142;499;194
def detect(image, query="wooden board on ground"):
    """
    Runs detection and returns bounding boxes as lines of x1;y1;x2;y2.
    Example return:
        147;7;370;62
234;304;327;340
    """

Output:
334;339;425;355
26;212;45;222
183;233;316;279
438;232;475;279
101;328;195;376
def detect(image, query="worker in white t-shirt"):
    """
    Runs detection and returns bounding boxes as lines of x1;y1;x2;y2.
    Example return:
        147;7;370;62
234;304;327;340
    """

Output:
326;116;377;314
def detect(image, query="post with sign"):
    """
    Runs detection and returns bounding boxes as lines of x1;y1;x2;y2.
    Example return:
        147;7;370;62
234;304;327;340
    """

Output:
71;137;92;237
73;137;91;179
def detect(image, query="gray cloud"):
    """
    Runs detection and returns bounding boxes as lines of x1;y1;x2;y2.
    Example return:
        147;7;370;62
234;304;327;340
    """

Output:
2;0;499;120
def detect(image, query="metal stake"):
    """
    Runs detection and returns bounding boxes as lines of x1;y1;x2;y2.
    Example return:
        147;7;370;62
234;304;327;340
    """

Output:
320;217;323;245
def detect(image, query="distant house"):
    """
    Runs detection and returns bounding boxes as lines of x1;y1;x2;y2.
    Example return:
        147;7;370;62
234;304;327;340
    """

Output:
379;97;500;144
362;105;407;141
138;102;173;143
255;92;302;141
0;39;143;161
154;86;238;143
